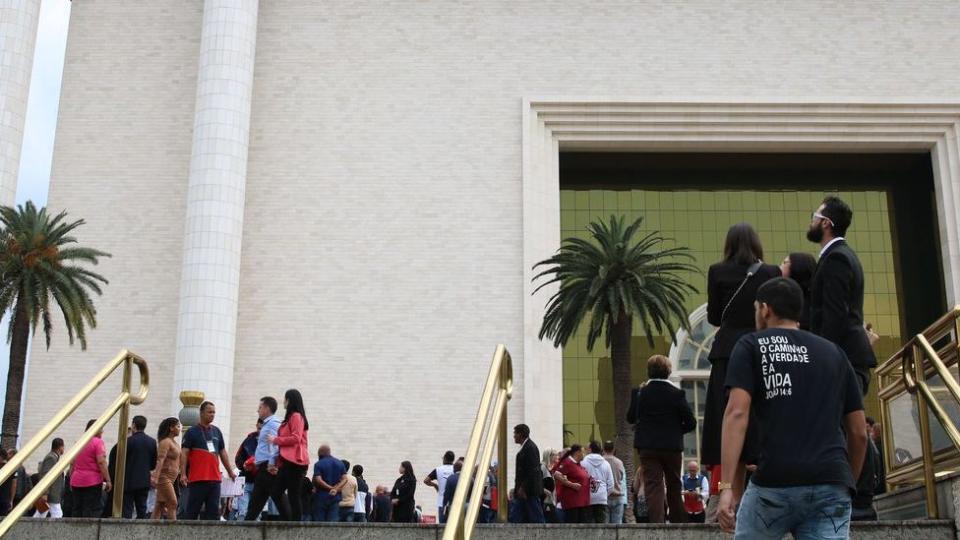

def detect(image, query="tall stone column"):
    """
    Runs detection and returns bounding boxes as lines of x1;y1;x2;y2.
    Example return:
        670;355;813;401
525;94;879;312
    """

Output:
172;0;258;444
0;0;41;206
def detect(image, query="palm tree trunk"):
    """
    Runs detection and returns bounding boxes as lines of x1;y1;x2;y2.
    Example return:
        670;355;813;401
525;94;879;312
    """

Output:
2;298;30;449
610;311;635;523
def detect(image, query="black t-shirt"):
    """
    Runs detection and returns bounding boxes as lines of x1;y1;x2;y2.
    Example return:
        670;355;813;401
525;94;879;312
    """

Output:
726;328;864;489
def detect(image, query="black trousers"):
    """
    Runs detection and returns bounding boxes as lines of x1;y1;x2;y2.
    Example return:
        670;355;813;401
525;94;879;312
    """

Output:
183;481;220;520
122;487;149;518
245;464;291;521
276;462;307;521
73;485;103;518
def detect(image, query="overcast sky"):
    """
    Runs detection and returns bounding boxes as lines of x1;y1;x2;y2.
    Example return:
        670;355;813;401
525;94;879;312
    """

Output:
1;0;72;414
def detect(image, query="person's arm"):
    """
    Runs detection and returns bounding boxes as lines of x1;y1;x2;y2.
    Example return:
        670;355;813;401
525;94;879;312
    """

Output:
424;469;438;490
626;388;639;425
152;440;169;486
605;465;620;496
263;421;279;468
96;446;113;492
679;390;697;433
718;388;751;533
333;473;348;493
314;475;335;490
818;254;854;344
219;446;237;481
150;438;158;472
706;265;723;326
270;414;303;447
235;441;248;471
632;467;643;495
701;475;710;501
845;410;868;480
180;447;190;487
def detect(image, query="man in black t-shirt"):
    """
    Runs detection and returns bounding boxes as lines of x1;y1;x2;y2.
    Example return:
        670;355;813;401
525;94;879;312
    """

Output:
717;278;867;539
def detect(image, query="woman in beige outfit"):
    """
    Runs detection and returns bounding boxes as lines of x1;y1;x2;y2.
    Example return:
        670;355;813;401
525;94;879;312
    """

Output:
151;417;182;519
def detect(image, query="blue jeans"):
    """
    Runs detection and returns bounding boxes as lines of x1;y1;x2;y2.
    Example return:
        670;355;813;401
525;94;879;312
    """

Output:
607;502;625;524
735;482;852;539
313;498;340;522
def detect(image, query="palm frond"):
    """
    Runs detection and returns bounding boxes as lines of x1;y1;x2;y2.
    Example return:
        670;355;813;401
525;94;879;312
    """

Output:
533;214;700;352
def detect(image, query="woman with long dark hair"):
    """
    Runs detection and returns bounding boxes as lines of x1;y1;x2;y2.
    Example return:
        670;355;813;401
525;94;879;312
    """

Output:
702;223;780;496
779;252;817;330
391;461;417;523
151;417;181;519
267;389;310;520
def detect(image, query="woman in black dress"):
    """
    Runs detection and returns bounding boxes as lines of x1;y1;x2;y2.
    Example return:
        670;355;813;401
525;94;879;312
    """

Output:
701;223;780;491
391;461;417;523
779;252;817;331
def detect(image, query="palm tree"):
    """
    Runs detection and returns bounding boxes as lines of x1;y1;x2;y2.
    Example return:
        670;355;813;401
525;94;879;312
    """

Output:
0;202;110;448
533;214;698;515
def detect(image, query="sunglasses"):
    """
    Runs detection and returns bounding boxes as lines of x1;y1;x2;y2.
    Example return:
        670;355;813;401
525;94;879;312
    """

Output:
811;212;834;228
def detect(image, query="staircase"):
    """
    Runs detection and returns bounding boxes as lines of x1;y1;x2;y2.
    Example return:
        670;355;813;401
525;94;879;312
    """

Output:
6;519;957;540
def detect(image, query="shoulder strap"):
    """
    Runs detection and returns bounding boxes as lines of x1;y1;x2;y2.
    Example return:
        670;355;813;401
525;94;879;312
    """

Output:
719;262;764;324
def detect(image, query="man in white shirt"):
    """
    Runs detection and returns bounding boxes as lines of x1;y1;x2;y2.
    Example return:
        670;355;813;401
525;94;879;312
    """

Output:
424;450;456;523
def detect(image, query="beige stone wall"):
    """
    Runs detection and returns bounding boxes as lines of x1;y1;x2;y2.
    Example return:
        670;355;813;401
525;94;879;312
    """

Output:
21;1;201;449
25;0;960;513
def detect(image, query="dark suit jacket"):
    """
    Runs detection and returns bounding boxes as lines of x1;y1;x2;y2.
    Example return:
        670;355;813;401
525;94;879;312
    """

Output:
123;431;158;492
515;438;543;498
626;380;696;452
707;261;781;360
38;451;64;504
810;240;877;371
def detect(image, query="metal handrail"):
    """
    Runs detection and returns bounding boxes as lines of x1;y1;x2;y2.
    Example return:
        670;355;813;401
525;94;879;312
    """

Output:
0;350;148;537
443;345;512;540
877;306;960;519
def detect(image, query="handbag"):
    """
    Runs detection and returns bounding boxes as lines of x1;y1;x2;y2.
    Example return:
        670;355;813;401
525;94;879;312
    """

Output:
243;455;257;475
34;497;49;513
719;261;763;323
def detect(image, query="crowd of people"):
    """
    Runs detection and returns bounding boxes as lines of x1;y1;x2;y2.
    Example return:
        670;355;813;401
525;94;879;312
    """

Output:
3;196;888;539
0;391;443;523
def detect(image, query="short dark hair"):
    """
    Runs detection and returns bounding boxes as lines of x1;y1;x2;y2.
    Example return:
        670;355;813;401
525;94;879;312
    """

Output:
866;417;876;426
723;222;764;265
51;438;64;451
647;355;671;379
132;415;147;431
260;396;278;414
353;464;364;477
603;440;615;453
200;401;214;413
342;459;351;471
821;195;853;237
588;440;602;454
513;424;530;439
453;461;463;472
443;451;455;464
756;278;803;321
85;419;97;431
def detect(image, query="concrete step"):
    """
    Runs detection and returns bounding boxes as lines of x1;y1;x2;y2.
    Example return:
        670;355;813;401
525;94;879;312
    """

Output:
6;518;956;540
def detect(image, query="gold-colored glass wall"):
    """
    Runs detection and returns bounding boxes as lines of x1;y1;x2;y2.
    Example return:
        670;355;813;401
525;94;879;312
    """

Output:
560;189;901;453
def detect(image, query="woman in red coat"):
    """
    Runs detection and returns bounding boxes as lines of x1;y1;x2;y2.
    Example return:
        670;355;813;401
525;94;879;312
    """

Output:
551;444;590;523
268;388;310;520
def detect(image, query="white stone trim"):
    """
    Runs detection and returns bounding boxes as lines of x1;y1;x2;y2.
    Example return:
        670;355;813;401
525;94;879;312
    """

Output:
0;0;41;206
522;100;960;448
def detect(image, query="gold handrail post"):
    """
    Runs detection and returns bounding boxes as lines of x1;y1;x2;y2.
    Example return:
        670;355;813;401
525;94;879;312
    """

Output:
0;351;148;536
496;354;509;524
913;343;939;519
111;353;133;517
